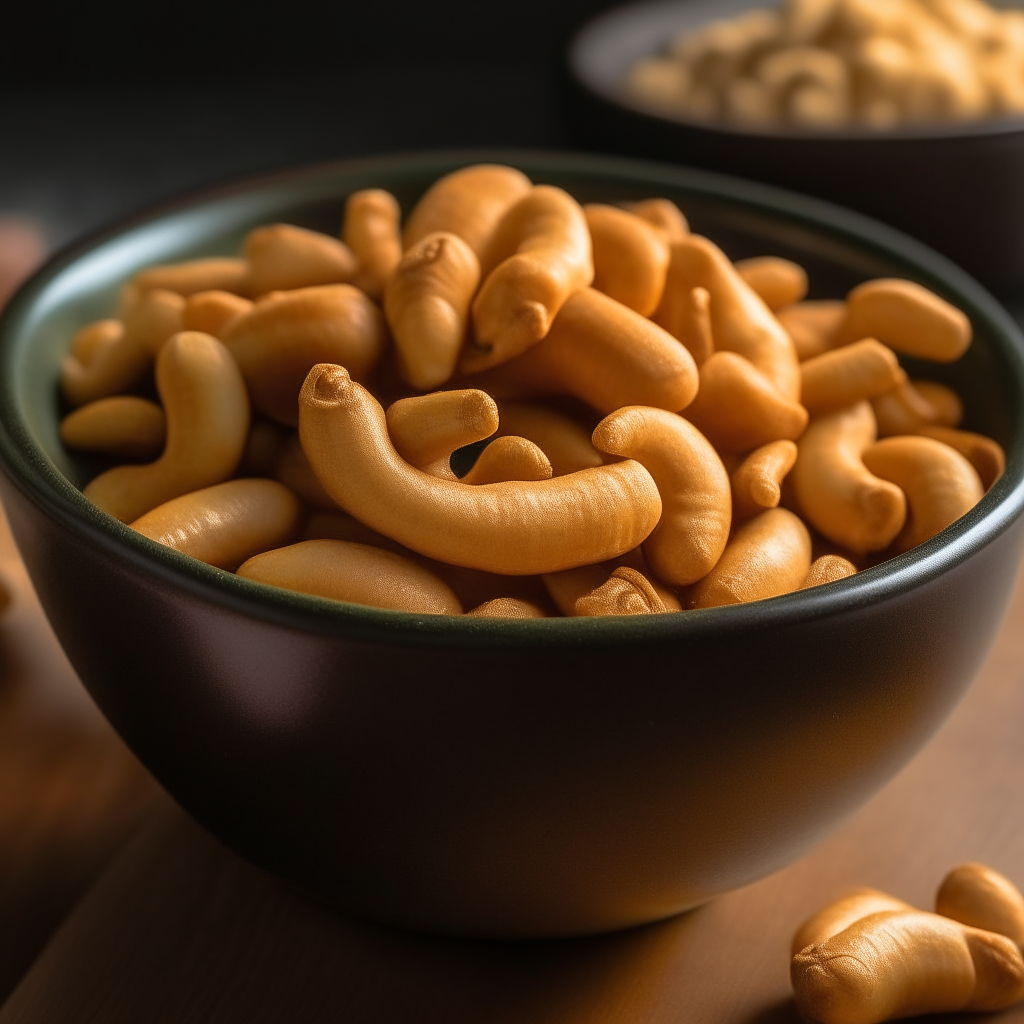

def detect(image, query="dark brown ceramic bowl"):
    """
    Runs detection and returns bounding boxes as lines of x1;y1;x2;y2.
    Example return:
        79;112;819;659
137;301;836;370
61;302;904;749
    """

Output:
1;150;1023;939
565;0;1024;295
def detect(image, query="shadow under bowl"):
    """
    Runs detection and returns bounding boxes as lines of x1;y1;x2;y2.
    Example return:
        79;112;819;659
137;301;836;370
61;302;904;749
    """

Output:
565;0;1024;296
1;150;1024;939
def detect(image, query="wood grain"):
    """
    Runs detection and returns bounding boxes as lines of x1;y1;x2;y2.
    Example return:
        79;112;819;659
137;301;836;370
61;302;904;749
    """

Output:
2;552;1024;1022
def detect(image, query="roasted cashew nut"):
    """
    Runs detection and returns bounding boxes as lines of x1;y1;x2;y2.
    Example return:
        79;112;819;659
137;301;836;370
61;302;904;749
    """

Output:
460;436;552;485
936;863;1024;948
384;231;480;391
777;299;846;362
182;290;253;337
656;283;715;366
916;426;1005;491
731;439;798;521
791;888;914;956
244;223;358;296
343;188;402;299
84;331;250;523
872;380;945;436
624;197;689;241
133;257;250;298
495;401;603;477
802;553;857;589
131;478;301;570
800;338;906;417
593;406;731;586
467;597;547;619
61;396;166;461
735;256;808;310
238;539;463;615
574;566;682;616
298;364;662;575
912;380;963;427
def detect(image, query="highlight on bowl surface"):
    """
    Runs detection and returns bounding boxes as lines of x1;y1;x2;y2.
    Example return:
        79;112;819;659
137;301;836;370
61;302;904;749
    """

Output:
57;163;1004;618
627;0;1024;130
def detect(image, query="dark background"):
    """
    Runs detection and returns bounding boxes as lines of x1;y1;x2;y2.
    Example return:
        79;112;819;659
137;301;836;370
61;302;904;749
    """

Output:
0;0;623;250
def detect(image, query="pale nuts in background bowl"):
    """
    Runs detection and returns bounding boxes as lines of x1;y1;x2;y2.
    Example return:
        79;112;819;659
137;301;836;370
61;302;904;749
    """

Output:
1;150;1023;938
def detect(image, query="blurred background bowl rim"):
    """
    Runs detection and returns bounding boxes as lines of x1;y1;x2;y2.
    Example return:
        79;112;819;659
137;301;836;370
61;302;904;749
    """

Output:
1;147;1023;649
568;0;1024;143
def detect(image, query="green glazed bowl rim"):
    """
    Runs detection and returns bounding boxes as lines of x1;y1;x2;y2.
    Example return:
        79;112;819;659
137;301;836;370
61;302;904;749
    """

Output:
2;148;1023;650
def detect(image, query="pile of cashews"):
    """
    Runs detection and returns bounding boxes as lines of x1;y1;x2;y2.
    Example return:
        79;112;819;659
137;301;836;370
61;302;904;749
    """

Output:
791;862;1024;1022
58;162;1004;619
628;0;1024;130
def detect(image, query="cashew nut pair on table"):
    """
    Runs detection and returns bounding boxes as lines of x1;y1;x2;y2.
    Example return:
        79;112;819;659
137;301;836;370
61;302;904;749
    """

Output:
58;162;1003;617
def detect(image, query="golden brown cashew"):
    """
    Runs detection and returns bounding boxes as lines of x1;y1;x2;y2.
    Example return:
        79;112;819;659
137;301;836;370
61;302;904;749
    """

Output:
467;597;547;619
60;396;166;461
685;351;809;454
655;235;801;401
791;910;1024;1024
791;888;915;957
385;389;499;480
274;434;337;509
298;364;662;575
800;339;907;417
688;507;812;609
84;331;250;523
872;380;943;436
244;224;358;295
655;283;716;366
61;289;185;406
936;864;1024;948
465;287;699;415
238;539;463;615
460;436;552;485
402;164;532;258
466;185;593;371
222;284;386;426
624;198;689;241
182;290;253;337
916;426;1005;491
70;319;122;363
495;401;603;476
584;203;670;316
862;435;984;552
384;231;480;391
575;566;682;616
777;299;846;362
838;278;972;362
912;380;963;427
593;406;731;586
133;257;249;298
731;440;798;521
343;188;402;299
802;554;858;589
542;562;611;616
130;478;301;570
791;402;907;553
734;256;808;310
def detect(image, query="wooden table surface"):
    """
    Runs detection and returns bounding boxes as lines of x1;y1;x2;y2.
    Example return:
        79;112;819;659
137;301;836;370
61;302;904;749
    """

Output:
0;507;1022;1021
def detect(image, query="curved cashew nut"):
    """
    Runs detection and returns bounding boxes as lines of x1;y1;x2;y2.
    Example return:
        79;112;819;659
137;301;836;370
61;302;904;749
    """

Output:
467;597;547;619
624;198;689;241
222;284;386;426
656;283;715;366
384;231;480;391
467;185;594;370
244;223;358;296
343;188;402;299
465;287;699;415
912;380;963;427
872;380;944;436
731;440;798;521
83;331;250;523
685;351;809;454
460;436;552;485
62;289;184;406
402;163;532;258
574;566;682;616
936;864;1024;948
916;426;1005;491
495;401;603;476
655;235;801;401
838;278;972;362
791;888;914;956
133;257;249;298
802;553;858;589
862;435;984;552
238;539;463;616
791;910;1024;1023
584;203;669;316
182;290;253;337
777;299;845;362
593;406;731;586
385;389;499;479
791;402;906;553
800;338;906;417
689;507;812;609
542;562;613;616
61;396;166;461
298;364;662;575
131;478;301;570
70;319;122;363
274;433;338;509
735;256;808;311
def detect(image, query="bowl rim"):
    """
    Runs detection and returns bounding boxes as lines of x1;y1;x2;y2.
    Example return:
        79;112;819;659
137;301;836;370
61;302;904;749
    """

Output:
2;146;1024;650
567;0;1024;144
